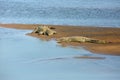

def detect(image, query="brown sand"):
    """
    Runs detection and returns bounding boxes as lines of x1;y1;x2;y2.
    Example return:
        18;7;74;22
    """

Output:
0;24;120;55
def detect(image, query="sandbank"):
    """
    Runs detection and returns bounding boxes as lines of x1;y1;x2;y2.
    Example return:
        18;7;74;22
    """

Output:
0;24;120;55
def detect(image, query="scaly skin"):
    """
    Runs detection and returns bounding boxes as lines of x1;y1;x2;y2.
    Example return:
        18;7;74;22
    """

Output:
32;25;56;36
57;36;109;44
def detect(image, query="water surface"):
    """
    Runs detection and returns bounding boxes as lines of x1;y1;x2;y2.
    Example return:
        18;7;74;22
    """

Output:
0;0;120;27
0;27;120;80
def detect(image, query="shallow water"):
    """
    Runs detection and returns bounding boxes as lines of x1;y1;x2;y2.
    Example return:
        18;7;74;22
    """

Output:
0;0;120;27
0;27;120;80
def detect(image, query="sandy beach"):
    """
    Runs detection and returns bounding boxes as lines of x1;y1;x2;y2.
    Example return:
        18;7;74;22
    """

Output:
0;24;120;55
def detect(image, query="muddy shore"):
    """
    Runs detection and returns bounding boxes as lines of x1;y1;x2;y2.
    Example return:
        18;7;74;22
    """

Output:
0;24;120;55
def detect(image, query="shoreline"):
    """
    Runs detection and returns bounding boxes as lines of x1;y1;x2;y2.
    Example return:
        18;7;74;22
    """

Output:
0;24;120;56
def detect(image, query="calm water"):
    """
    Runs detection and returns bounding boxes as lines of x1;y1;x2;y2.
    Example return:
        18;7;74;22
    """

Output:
0;27;120;80
0;0;120;27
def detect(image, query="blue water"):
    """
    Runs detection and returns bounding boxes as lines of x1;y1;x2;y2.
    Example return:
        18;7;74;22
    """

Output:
0;27;120;80
0;0;120;27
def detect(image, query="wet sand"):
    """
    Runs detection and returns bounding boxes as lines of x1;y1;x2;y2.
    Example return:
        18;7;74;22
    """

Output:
0;24;120;55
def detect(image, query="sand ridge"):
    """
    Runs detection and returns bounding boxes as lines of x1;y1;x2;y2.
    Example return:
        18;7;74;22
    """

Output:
0;24;120;55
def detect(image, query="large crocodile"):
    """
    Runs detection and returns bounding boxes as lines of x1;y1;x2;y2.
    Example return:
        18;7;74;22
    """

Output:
32;25;56;36
57;36;110;44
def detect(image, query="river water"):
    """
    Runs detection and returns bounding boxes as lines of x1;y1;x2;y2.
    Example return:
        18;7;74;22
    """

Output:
0;0;120;27
0;27;120;80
